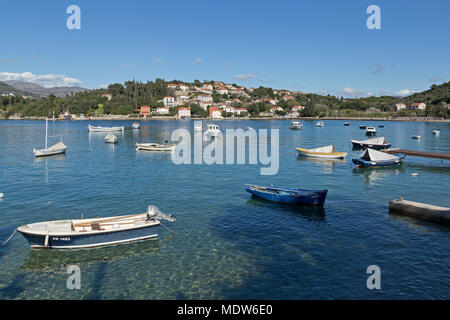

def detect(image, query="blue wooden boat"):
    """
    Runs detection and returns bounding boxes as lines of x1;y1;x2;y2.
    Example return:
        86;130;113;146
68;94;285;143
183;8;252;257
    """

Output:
17;206;175;249
245;184;328;206
352;148;405;168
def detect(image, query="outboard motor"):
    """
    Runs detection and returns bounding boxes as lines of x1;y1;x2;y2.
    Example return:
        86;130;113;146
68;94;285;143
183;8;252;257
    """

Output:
147;205;176;222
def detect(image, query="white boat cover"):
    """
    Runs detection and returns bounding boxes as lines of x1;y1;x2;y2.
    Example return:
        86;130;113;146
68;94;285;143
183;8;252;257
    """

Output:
359;148;399;161
48;141;67;150
355;137;387;145
104;133;117;140
308;145;336;153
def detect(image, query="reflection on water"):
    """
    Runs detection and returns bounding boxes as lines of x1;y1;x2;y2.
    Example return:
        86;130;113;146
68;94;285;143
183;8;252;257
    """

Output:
246;198;326;222
352;166;405;186
21;238;162;272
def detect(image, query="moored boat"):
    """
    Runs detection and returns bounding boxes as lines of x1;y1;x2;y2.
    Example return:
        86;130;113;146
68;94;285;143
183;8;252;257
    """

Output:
245;184;328;206
412;135;421;139
351;137;391;150
432;129;440;136
352;148;405;168
359;125;367;129
296;145;347;159
104;133;118;143
88;124;124;132
204;124;221;139
136;142;176;151
17;205;175;249
289;121;303;130
132;122;140;129
33;119;67;157
344;122;350;126
316;121;324;127
365;126;377;136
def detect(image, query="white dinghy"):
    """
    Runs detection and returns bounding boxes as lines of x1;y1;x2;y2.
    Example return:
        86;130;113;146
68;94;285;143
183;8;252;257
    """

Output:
33;119;67;157
88;124;124;132
104;133;118;143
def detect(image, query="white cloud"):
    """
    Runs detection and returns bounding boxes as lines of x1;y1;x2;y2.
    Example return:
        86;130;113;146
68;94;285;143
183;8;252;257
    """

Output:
394;88;416;96
338;87;368;98
0;72;83;88
233;73;256;81
193;58;203;64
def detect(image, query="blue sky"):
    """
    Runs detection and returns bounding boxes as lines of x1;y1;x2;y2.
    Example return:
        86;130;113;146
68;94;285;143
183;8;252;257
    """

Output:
0;0;448;97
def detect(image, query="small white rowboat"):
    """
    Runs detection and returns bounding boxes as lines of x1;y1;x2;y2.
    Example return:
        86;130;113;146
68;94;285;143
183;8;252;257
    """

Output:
136;143;176;151
89;124;124;132
104;133;118;143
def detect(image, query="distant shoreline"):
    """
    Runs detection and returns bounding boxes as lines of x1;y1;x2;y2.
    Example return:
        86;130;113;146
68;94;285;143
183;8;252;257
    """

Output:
1;116;449;123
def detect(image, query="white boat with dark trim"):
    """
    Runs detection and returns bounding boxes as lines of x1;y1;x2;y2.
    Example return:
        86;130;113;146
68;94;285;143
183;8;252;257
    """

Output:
351;137;391;150
365;126;377;136
17;205;175;249
33;118;67;157
289;121;303;130
432;129;440;136
104;133;118;143
204;124;221;139
136;142;176;151
88;124;124;132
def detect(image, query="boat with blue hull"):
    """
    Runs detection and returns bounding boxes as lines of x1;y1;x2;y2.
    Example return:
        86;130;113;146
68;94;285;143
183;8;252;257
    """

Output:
352;148;405;168
17;206;175;249
245;184;328;206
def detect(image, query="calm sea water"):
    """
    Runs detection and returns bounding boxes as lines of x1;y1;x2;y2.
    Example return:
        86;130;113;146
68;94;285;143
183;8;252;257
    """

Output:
0;119;449;300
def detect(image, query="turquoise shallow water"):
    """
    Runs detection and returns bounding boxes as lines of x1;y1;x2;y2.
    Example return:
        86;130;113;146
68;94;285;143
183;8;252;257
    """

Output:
0;119;449;299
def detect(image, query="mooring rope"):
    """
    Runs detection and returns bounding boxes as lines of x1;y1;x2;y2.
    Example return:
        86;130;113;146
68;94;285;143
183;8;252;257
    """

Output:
159;222;176;234
1;229;17;247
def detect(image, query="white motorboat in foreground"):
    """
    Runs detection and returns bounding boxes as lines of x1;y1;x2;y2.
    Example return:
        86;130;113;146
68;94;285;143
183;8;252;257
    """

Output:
17;205;175;249
136;143;176;151
204;124;221;139
289;122;303;130
104;133;118;143
33;119;67;157
88;124;124;132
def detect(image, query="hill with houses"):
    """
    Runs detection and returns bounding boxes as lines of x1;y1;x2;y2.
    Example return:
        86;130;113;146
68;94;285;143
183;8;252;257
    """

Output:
1;78;449;119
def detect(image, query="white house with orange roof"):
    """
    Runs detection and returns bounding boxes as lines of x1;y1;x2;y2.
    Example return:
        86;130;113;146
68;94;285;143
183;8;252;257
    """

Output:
156;107;170;115
178;107;191;118
270;106;283;113
234;108;247;116
409;102;427;110
163;96;175;108
291;105;305;112
209;106;222;119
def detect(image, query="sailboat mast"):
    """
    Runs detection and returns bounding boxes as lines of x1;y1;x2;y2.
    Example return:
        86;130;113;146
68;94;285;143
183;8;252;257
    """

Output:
45;118;48;149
